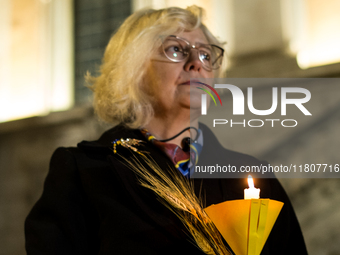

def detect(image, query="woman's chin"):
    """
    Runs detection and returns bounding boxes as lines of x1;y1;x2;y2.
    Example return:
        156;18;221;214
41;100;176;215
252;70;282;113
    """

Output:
189;99;202;109
177;96;201;109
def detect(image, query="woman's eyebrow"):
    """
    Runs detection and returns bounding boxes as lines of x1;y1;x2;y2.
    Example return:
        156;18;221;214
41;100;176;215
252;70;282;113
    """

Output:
195;42;213;49
178;35;208;45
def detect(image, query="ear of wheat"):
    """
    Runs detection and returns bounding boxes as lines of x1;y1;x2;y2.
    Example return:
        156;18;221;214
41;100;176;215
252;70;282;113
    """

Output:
120;154;232;255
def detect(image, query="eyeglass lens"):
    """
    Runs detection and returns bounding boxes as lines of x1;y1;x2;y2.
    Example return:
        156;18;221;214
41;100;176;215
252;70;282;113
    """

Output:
162;36;223;69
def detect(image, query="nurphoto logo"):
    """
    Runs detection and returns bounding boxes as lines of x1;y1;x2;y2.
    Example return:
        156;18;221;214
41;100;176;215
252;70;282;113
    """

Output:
193;80;312;128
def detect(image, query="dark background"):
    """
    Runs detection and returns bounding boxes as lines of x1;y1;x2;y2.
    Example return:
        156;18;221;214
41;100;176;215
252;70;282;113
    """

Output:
1;0;340;254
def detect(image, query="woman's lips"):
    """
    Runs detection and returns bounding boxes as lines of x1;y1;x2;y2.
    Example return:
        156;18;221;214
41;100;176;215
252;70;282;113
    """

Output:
180;79;201;85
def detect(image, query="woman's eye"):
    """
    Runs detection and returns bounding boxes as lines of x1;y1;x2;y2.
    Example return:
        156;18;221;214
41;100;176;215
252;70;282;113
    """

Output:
199;47;213;62
172;46;181;52
165;45;185;58
166;45;183;52
201;52;211;61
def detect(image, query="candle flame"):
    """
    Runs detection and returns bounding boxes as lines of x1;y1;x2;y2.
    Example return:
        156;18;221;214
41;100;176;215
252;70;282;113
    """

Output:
247;175;254;188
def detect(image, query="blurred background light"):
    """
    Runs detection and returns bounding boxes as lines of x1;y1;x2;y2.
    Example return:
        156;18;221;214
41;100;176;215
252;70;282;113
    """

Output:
294;0;340;69
0;0;73;123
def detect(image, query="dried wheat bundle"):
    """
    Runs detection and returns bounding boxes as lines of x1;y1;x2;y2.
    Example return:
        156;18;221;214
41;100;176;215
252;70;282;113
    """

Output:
120;154;232;255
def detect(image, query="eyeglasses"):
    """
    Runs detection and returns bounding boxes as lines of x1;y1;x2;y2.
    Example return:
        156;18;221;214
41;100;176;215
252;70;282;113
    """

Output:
161;35;224;71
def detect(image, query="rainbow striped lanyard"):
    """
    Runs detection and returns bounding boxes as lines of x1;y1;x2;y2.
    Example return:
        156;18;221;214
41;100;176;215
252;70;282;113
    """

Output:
140;129;203;178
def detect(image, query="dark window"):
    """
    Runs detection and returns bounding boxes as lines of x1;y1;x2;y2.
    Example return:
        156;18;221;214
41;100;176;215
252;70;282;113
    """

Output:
74;0;131;105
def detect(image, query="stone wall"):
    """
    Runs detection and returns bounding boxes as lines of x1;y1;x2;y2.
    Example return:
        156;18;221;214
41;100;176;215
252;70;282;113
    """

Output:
0;107;110;255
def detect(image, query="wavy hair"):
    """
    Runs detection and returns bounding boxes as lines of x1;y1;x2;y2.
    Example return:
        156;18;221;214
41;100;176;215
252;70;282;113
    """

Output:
87;5;225;128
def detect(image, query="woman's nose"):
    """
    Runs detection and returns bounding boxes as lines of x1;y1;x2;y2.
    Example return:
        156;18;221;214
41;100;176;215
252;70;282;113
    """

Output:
183;49;202;72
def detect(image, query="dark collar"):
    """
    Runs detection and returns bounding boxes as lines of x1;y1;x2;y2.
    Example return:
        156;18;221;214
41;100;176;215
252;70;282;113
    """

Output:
77;122;224;153
77;123;146;153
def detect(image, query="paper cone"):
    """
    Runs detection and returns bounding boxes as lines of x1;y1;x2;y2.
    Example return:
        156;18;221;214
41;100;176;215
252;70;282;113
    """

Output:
204;199;283;255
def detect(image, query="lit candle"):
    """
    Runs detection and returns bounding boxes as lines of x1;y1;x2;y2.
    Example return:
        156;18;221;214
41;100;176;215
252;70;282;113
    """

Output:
244;175;260;199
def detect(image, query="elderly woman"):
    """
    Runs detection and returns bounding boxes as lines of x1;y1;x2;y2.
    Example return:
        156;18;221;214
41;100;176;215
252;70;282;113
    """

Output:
25;6;308;255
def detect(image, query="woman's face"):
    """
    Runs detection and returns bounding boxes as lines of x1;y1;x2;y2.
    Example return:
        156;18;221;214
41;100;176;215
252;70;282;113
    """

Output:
145;28;214;117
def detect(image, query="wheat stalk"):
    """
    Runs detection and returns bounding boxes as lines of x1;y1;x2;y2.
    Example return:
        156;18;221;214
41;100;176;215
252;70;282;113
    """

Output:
120;154;232;255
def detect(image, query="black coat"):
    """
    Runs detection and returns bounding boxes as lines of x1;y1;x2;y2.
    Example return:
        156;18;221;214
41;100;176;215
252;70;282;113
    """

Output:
25;123;308;254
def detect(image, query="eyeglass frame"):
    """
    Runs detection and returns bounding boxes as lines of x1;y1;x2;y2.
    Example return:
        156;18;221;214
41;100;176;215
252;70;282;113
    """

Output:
161;35;224;71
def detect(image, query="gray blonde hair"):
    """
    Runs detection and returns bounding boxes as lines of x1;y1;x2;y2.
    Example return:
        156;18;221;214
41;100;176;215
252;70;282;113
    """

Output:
87;5;224;128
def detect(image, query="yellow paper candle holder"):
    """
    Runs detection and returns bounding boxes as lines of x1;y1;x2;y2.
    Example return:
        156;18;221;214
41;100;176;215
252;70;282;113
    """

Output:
204;199;284;255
